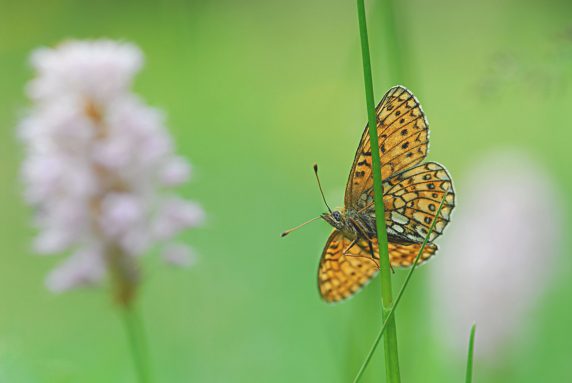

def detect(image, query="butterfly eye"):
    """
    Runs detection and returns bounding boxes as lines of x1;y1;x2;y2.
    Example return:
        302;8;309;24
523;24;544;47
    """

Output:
333;211;342;221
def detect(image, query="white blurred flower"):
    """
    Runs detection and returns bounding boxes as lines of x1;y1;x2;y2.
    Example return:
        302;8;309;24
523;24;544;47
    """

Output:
19;40;204;298
153;197;205;240
160;157;191;186
161;243;197;267
430;150;563;363
46;248;106;293
28;40;142;103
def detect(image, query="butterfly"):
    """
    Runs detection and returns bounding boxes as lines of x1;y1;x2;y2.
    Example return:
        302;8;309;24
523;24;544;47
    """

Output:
282;86;455;303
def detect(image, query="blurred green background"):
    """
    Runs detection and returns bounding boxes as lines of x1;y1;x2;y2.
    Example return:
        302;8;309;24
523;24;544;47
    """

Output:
1;0;572;382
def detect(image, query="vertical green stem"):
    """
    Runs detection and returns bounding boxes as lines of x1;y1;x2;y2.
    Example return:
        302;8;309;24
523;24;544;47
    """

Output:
122;304;152;383
465;324;477;383
356;1;401;382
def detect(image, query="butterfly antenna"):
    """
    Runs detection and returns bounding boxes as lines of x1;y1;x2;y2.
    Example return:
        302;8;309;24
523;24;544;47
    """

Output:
281;216;321;237
313;164;333;213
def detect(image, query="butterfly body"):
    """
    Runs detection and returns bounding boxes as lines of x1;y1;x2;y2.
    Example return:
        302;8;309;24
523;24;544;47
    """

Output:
321;208;377;242
315;85;456;303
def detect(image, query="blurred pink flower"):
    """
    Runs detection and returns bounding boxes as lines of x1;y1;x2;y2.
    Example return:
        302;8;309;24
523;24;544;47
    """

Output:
161;243;197;267
430;150;563;363
19;40;203;297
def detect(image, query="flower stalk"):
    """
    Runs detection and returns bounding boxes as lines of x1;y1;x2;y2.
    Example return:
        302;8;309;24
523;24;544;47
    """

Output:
107;244;139;306
356;1;400;381
122;303;152;383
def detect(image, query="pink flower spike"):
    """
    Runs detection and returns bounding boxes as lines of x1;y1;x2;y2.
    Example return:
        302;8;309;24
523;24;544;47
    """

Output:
19;40;204;295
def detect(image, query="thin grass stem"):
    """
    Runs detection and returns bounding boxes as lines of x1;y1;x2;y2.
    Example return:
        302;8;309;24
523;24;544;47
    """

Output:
465;323;477;383
356;1;400;381
353;191;450;383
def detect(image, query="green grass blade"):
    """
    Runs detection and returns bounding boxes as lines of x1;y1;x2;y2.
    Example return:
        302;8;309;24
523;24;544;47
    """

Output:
353;190;450;383
356;0;401;382
465;323;477;383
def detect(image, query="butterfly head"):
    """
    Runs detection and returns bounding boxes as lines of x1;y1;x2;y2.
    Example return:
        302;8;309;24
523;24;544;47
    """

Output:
321;209;347;231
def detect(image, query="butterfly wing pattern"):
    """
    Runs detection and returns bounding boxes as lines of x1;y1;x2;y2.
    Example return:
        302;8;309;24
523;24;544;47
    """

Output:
345;85;429;210
383;161;455;244
387;242;438;267
318;231;379;302
318;86;455;303
318;233;438;303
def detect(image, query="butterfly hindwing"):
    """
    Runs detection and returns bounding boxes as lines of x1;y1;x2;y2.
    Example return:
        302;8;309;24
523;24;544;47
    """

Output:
345;86;429;210
387;242;438;267
382;162;455;243
356;237;437;268
318;231;439;303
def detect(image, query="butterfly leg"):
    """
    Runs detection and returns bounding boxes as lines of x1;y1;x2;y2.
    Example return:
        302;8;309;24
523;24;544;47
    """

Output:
366;241;381;270
342;238;359;256
342;236;380;268
367;240;396;273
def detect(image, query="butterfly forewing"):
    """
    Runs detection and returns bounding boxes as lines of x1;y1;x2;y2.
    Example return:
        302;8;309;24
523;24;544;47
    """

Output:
345;86;429;210
318;231;379;303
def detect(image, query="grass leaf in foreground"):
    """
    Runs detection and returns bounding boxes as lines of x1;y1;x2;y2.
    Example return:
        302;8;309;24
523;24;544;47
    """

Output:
353;190;451;383
465;323;477;383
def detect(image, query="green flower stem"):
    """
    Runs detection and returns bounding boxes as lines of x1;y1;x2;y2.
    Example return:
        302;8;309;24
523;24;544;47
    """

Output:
122;304;152;383
353;191;450;383
465;324;477;383
356;1;400;382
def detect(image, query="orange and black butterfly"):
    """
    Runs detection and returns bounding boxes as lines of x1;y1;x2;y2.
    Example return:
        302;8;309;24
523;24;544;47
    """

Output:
282;86;455;303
